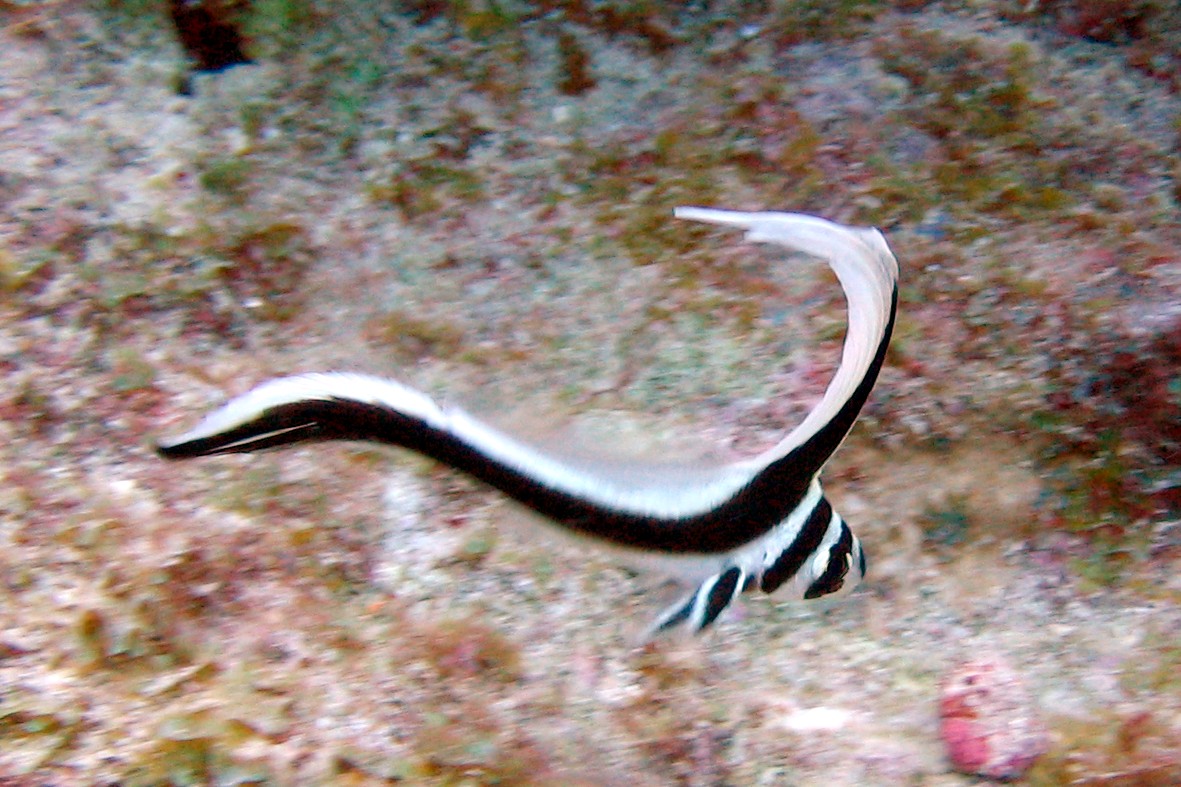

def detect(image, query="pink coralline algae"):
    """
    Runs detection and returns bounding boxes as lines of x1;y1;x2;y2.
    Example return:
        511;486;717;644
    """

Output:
939;658;1050;779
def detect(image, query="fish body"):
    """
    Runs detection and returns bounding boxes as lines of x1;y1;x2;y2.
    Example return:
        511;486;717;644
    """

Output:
158;208;899;634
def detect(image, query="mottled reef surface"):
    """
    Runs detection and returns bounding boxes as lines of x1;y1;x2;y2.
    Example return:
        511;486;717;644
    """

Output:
1;2;1180;785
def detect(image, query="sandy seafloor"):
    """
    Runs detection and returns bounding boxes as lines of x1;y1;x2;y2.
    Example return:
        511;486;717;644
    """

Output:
1;2;1180;785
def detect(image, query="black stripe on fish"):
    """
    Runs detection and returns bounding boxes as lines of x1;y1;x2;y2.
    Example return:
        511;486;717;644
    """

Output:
804;521;856;600
759;496;834;594
652;565;747;634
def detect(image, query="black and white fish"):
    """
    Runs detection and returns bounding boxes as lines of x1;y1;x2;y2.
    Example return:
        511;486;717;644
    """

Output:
157;207;899;635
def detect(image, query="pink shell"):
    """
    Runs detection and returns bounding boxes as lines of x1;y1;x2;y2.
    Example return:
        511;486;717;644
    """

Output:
939;658;1050;779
